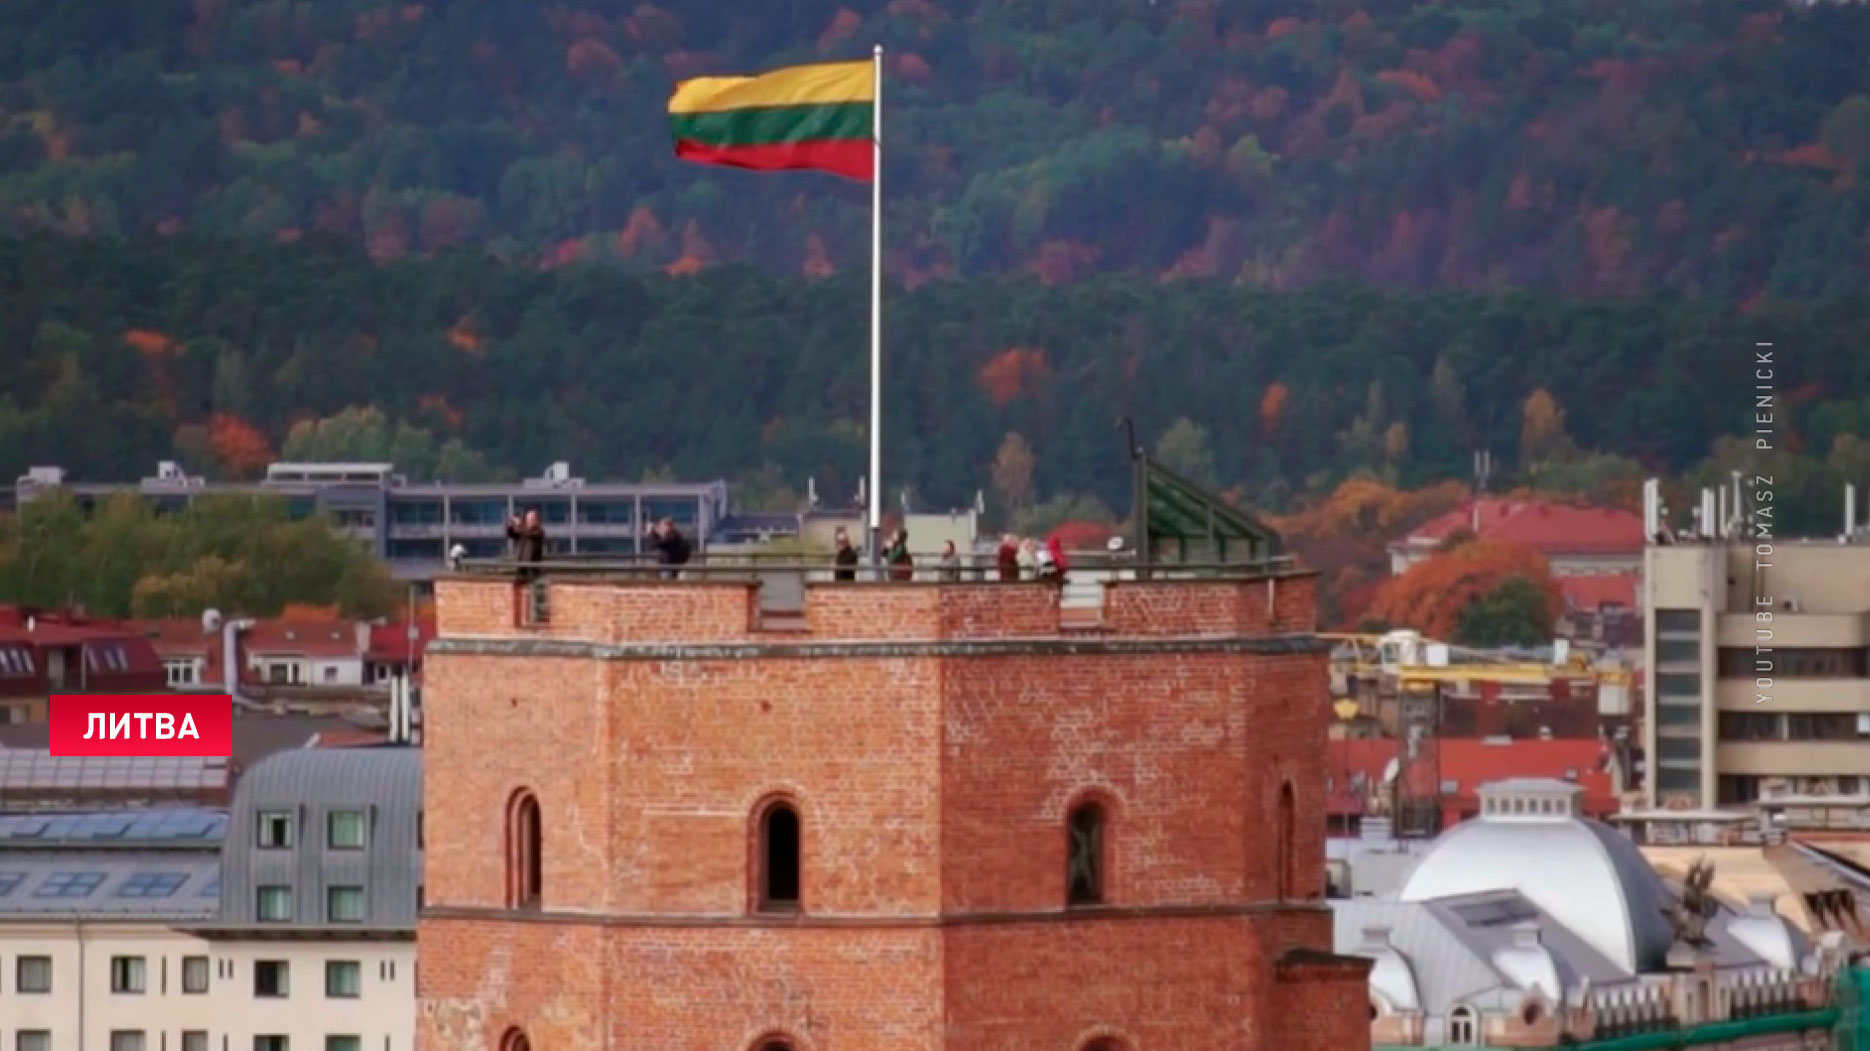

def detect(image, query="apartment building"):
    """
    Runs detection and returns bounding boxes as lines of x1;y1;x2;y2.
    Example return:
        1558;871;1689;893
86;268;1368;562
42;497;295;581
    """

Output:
1644;481;1870;814
15;460;732;582
0;749;420;1051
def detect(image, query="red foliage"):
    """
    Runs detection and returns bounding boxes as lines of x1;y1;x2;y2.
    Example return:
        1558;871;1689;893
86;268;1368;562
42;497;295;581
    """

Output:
1366;538;1562;640
616;206;668;259
207;413;274;480
802;233;834;278
817;9;862;52
664;220;715;276
566;38;623;80
977;348;1048;408
894;53;932;83
1204;77;1256;128
1032;240;1098;285
417;394;464;430
1264;16;1302;40
1377;69;1442;104
1048;520;1114;551
123;330;180;357
1269;479;1467;626
1779;143;1840;171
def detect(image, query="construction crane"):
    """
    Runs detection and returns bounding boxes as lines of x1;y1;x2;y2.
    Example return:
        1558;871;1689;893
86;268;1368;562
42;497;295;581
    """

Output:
1323;629;1608;695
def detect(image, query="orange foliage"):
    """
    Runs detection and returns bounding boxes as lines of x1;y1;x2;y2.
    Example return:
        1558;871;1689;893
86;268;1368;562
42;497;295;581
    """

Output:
271;58;303;76
123;329;180;357
977;348;1049;409
1779;143;1840;171
566;38;623;80
664;220;715;276
1259;381;1288;438
207;413;274;480
894;52;932;83
417;394;464;430
1377;69;1442;104
1366;538;1562;640
1204;77;1256;128
448;320;482;353
1160;215;1245;281
617;206;668;259
279;603;338;620
802;233;834;278
541;238;585;270
1250;86;1289;123
1269;479;1467;626
818;8;862;52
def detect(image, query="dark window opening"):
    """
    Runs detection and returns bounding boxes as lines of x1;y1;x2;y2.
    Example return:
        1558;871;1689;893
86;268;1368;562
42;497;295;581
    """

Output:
507;790;542;909
1067;802;1104;906
1278;781;1297;900
498;1030;531;1051
758;803;801;912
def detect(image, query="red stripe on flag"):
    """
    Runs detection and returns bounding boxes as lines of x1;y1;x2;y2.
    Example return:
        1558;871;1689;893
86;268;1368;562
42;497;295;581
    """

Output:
674;138;872;181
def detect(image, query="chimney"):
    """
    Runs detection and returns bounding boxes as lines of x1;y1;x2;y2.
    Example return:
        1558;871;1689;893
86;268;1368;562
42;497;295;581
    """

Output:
1512;921;1542;948
1643;479;1661;540
354;621;371;654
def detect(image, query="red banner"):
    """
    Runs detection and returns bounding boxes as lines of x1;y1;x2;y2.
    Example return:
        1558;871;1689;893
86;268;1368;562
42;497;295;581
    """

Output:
49;695;234;757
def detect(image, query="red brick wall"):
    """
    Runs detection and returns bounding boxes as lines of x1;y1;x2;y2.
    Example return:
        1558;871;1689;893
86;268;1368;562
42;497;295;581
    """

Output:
420;571;1366;1051
1101;575;1319;636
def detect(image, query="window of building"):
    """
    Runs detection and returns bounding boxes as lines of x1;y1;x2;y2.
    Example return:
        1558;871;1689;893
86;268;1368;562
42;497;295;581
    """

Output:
17;954;51;992
36;871;105;897
118;872;189;898
254;1038;289;1051
756;800;801;912
1655;610;1701;635
417;810;424;848
325;1038;361;1051
109;1032;145;1051
18;1033;50;1051
755;1043;793;1051
498;1029;531;1051
1066;801;1105;906
258;811;294;848
327;886;366;922
254;960;289;998
1448;1005;1479;1045
1718;647;1870;679
326;960;361;998
257;885;293;921
109;956;145;993
327;810;367;849
1655;673;1702;698
182;1033;208;1051
1278;781;1298;899
182;955;210;993
506;789;543;909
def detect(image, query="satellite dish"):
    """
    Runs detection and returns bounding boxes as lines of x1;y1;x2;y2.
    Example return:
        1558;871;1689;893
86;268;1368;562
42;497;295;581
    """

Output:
1105;536;1125;551
201;609;223;634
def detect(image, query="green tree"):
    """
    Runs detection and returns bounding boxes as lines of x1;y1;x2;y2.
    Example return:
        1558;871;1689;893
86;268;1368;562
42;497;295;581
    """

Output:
1454;575;1556;648
1155;417;1217;487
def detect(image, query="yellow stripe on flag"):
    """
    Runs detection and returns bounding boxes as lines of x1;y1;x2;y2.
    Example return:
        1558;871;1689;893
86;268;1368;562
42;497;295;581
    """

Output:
668;60;872;115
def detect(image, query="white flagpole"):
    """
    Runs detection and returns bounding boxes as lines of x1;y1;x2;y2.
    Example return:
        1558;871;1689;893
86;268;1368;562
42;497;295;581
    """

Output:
866;43;885;567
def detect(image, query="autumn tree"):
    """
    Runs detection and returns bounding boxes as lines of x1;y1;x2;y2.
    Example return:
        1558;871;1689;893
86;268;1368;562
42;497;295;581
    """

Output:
1366;538;1562;641
207;413;274;479
1519;388;1579;467
991;431;1036;511
1155;417;1217;487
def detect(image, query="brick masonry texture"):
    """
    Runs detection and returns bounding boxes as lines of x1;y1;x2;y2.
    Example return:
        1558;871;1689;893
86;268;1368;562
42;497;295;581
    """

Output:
420;573;1371;1051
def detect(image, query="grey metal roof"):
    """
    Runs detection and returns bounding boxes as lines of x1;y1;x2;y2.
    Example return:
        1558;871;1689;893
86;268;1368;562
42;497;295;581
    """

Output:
0;751;230;790
0;808;226;846
215;746;421;930
0;851;218;921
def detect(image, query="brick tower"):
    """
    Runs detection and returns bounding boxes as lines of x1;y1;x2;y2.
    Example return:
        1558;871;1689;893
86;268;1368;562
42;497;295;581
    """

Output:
418;567;1372;1050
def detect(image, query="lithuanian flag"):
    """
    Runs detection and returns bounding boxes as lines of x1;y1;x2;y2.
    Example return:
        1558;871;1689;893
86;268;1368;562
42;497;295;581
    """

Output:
668;60;874;182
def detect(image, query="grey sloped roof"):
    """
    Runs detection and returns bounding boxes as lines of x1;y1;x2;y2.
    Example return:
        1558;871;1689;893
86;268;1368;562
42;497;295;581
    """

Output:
216;746;421;930
0;752;230;791
0;851;218;921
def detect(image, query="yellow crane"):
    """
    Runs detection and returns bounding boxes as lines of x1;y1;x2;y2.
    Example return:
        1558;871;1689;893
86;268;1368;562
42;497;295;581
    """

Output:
1323;629;1615;695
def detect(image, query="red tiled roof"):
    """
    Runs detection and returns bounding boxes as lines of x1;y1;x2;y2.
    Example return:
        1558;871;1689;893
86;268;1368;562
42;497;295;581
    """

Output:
1404;500;1645;555
243;620;363;659
1324;736;1617;810
364;620;434;662
1560;573;1639;612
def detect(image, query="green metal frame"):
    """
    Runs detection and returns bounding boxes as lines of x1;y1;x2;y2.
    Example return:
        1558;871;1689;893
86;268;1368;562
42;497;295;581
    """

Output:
1126;433;1281;570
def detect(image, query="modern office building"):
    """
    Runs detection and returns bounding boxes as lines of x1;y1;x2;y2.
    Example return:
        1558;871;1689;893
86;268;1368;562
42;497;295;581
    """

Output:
1642;480;1870;816
14;461;734;580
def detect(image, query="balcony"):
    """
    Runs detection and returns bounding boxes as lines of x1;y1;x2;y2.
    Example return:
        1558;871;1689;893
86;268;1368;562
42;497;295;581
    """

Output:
1718;612;1870;648
1715;678;1870;712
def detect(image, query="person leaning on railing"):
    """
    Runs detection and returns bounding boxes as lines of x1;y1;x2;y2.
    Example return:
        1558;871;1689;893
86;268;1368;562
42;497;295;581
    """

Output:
506;508;545;582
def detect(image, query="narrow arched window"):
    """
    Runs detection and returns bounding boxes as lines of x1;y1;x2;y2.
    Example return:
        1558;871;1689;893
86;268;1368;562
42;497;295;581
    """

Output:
1277;781;1297;900
499;1028;531;1051
756;1043;793;1051
757;802;801;912
1067;802;1105;906
506;790;542;909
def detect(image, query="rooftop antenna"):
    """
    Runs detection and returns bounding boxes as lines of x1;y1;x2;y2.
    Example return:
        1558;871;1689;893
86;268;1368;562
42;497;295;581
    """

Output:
1471;449;1492;533
807;476;819;510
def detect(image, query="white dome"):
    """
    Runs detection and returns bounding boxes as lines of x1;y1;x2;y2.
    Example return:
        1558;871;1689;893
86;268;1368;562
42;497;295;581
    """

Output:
1399;780;1675;974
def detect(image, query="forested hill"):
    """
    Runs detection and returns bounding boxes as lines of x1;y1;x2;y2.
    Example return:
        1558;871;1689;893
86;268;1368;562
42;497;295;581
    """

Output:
4;235;1868;537
2;0;1868;298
